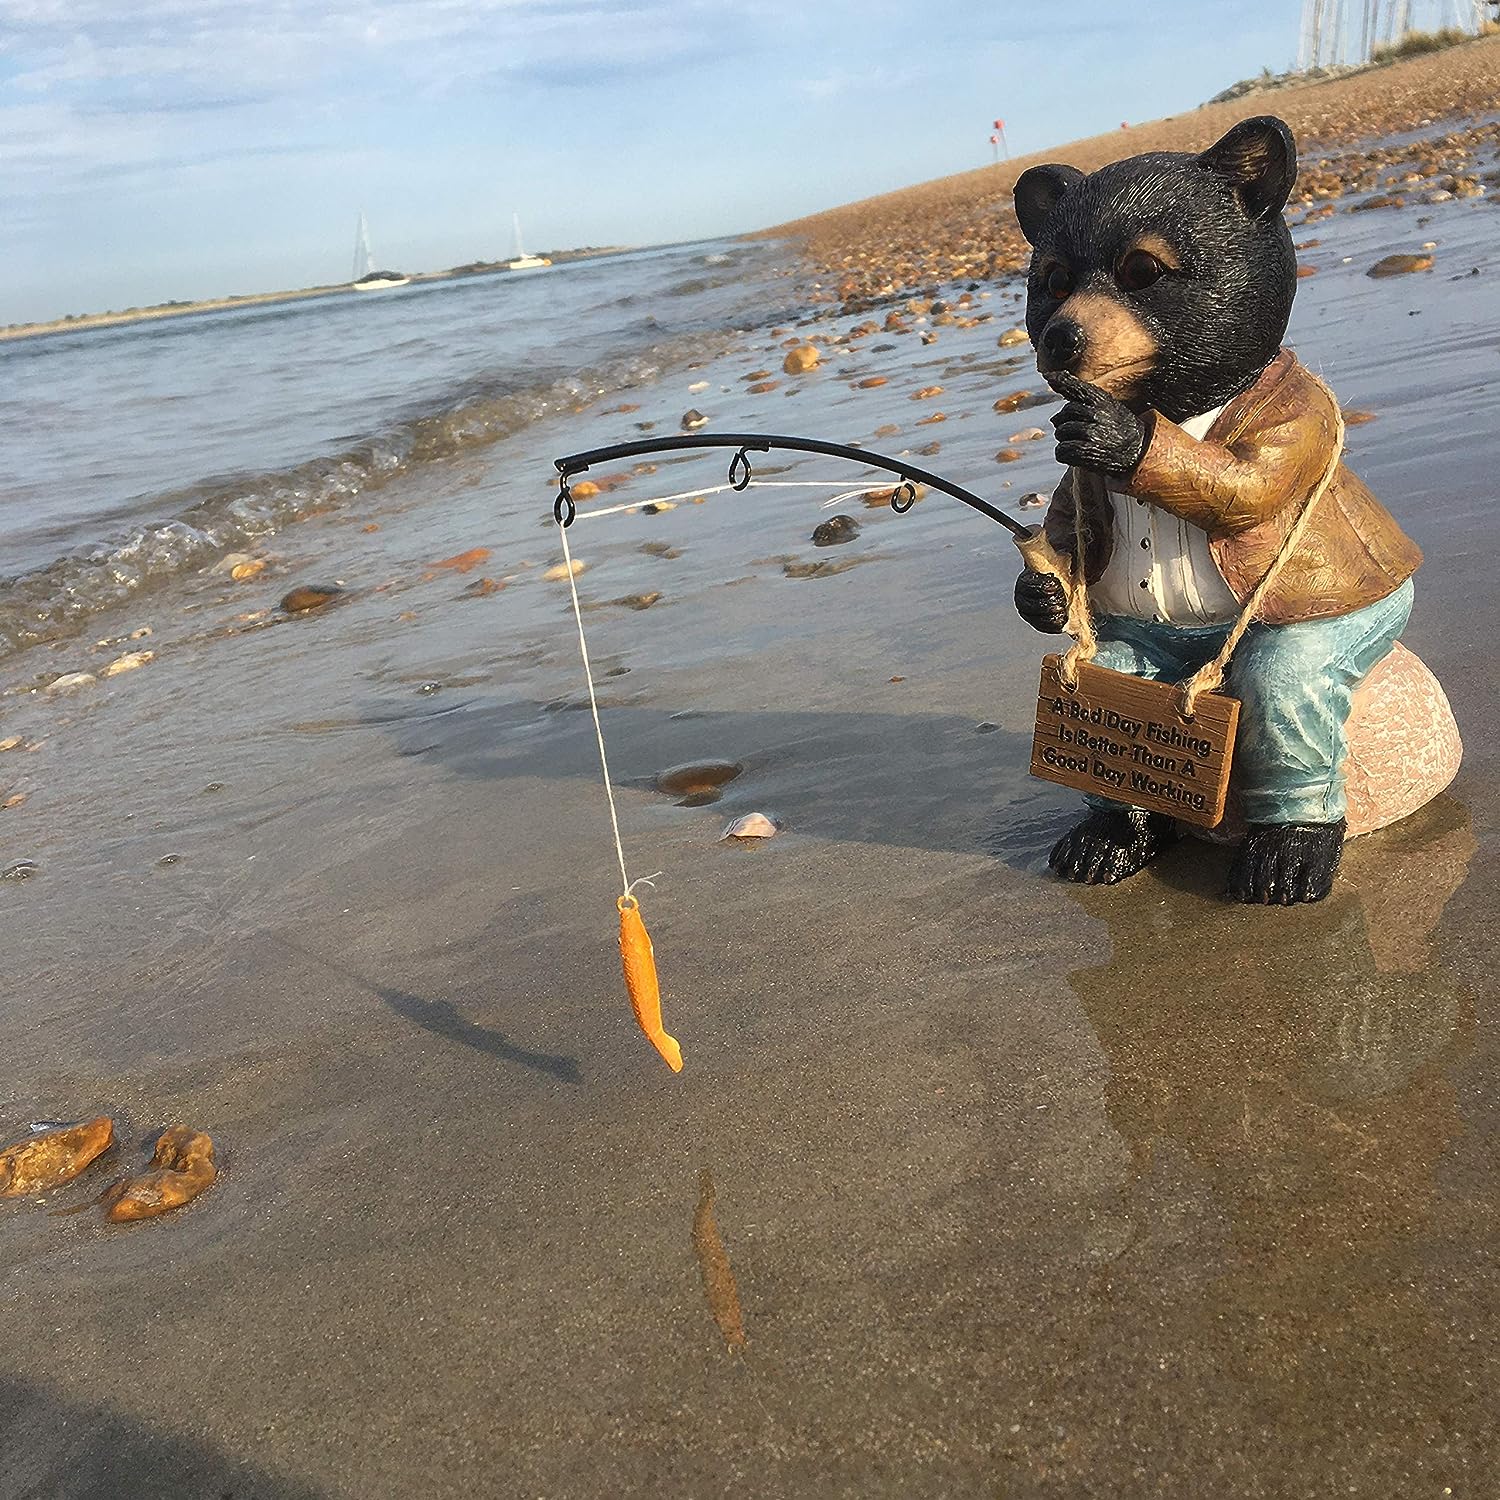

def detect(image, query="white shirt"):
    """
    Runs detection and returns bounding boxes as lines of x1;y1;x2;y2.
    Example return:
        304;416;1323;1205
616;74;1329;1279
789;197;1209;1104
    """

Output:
1090;406;1241;626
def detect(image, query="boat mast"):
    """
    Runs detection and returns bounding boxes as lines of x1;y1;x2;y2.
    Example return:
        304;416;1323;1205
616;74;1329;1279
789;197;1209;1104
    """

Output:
512;211;526;260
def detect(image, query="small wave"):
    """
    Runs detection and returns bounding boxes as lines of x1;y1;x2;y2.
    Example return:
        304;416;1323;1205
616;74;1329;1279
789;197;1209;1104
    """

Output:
0;339;721;659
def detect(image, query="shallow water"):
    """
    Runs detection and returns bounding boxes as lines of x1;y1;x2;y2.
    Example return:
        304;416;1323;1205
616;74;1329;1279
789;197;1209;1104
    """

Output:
0;128;1497;1498
0;238;796;655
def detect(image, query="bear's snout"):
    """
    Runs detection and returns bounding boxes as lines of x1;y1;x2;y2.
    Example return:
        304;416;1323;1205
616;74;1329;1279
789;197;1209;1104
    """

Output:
1038;318;1087;372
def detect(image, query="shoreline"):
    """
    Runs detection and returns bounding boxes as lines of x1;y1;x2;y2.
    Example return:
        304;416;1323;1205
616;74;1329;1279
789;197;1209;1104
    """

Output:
0;246;634;345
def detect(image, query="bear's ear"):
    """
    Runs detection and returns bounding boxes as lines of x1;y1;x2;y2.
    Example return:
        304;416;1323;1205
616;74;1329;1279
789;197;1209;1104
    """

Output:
1197;116;1297;221
1013;164;1084;245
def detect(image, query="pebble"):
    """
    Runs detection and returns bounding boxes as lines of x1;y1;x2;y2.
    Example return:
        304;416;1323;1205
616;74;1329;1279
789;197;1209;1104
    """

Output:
208;552;255;576
280;584;343;613
1008;427;1046;442
657;760;743;804
639;541;678;557
102;1125;217;1223
612;592;662;610
1;859;39;880
917;413;946;425
461;577;505;597
1019;492;1048;509
0;1116;115;1197
995;448;1025;463
1341;409;1377;426
45;672;97;693
0;736;22;752
998;327;1029;347
856;376;888;389
912;385;943;400
102;650;153;677
747;380;778;394
642;501;677;515
427;547;491;574
1367;253;1433;277
742;369;771;381
782;345;820;375
231;559;268;581
721;813;778;840
681;409;709;431
688;380;710;393
863;484;927;507
812;515;860;547
571;480;603;500
873;424;900;439
542;560;588;581
993;390;1034;413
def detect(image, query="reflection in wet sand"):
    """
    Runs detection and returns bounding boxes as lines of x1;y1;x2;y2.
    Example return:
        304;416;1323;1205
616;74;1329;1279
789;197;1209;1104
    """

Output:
1069;795;1479;1476
692;1168;747;1350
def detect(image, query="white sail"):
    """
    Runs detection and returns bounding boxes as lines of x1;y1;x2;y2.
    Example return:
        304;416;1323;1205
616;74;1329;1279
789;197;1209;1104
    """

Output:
353;211;375;281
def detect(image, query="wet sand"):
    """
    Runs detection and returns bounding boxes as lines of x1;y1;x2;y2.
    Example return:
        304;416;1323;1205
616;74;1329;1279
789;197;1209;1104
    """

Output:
2;122;1498;1497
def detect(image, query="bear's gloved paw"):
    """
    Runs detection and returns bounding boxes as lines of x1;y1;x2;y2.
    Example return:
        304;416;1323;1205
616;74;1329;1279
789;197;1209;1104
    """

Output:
1225;820;1347;905
1046;371;1147;478
1015;568;1070;633
1049;807;1178;885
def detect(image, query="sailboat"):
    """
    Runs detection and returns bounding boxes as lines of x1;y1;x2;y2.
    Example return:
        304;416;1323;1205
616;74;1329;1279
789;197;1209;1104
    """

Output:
505;213;551;272
350;211;410;290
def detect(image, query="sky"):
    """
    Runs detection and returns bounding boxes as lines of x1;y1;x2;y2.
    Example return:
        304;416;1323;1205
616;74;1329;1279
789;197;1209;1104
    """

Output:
0;0;1319;325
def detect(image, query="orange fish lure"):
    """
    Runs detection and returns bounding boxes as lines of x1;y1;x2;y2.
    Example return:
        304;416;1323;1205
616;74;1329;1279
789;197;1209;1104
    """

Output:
618;895;683;1072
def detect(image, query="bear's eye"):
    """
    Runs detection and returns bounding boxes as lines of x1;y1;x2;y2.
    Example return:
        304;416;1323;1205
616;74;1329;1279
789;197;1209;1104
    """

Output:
1044;263;1073;299
1116;250;1167;292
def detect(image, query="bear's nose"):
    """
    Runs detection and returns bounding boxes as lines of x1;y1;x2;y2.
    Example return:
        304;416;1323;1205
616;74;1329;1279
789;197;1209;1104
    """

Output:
1039;319;1086;371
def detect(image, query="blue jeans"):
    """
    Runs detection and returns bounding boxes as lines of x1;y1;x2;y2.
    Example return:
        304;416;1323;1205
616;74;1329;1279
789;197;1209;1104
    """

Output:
1085;578;1414;824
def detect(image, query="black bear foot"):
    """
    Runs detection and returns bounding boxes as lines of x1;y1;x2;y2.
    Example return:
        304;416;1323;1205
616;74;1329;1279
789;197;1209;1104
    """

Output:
1225;820;1347;905
1049;807;1178;886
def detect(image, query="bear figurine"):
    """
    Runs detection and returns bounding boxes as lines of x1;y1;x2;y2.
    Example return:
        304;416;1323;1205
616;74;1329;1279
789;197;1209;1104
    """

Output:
1010;115;1459;905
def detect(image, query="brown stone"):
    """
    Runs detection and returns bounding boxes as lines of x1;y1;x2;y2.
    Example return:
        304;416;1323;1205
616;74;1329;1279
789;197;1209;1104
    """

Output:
280;585;342;614
782;345;821;374
995;448;1025;463
993;390;1033;414
570;480;602;500
1297;264;1319;278
1341;409;1378;425
747;380;778;394
856;376;888;389
0;1116;115;1197
998;327;1029;347
912;385;943;400
1367;253;1433;277
103;1126;217;1222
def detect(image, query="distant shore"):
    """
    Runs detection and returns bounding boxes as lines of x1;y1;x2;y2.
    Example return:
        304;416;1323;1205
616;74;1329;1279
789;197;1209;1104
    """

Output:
758;29;1500;303
0;245;632;344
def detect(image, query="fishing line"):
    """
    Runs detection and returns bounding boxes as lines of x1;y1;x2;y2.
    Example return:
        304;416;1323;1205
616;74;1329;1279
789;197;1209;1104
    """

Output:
566;476;876;525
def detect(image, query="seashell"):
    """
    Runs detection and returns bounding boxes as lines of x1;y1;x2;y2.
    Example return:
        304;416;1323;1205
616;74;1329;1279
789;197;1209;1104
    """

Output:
721;812;778;840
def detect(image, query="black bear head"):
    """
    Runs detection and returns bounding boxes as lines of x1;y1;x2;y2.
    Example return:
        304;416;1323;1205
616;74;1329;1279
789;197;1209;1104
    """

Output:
1012;116;1298;424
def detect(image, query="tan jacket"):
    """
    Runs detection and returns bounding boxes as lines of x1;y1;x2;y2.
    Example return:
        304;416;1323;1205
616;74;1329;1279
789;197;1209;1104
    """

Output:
1044;349;1421;625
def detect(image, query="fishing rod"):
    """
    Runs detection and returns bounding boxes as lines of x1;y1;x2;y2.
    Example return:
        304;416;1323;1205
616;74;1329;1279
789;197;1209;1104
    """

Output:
551;432;1032;539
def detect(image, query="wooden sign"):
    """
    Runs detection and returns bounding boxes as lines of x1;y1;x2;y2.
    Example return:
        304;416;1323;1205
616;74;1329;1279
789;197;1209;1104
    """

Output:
1029;654;1240;829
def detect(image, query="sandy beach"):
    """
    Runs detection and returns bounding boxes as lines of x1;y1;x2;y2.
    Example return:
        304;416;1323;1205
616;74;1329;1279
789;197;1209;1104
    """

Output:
2;44;1498;1500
